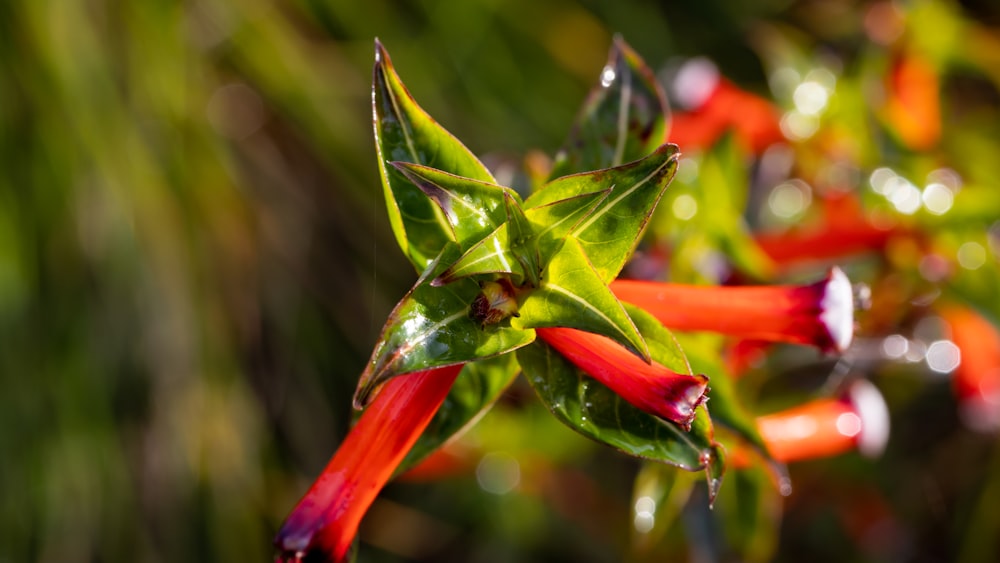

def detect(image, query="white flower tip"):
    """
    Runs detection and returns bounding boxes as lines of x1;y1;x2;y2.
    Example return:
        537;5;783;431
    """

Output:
847;379;890;458
674;57;720;110
820;267;855;353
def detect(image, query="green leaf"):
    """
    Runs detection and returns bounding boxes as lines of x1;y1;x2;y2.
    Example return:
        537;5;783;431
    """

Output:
695;135;775;280
504;191;542;287
527;143;680;283
516;303;723;495
433;189;609;286
514;237;649;362
353;250;535;407
398;354;521;474
712;464;783;563
372;40;496;271
528;189;612;263
392;161;515;250
630;462;699;553
550;35;670;178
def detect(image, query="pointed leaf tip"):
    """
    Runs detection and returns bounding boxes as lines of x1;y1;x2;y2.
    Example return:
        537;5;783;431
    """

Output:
550;37;671;177
372;40;496;271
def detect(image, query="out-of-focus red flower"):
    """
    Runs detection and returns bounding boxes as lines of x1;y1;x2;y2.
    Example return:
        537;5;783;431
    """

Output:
941;306;1000;432
755;193;901;268
536;327;709;430
755;379;890;463
668;58;784;155
275;365;463;563
611;267;855;353
884;51;940;150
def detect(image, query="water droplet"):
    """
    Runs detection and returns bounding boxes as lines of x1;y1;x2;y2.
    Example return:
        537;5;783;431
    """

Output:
672;193;698;220
779;476;793;497
768;179;812;219
793;80;830;115
921;183;954;215
926;340;961;373
780;110;819;140
869;167;897;194
958;241;987;270
881;334;908;359
600;65;616;88
476;452;520;495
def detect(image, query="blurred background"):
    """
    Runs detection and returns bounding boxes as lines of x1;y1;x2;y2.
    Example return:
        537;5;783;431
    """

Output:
3;0;1000;561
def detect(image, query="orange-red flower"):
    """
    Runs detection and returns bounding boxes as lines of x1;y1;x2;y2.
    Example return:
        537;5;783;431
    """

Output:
668;58;784;155
755;193;901;268
611;267;855;353
941;306;1000;432
755;380;889;463
275;365;463;563
884;51;941;150
536;327;709;429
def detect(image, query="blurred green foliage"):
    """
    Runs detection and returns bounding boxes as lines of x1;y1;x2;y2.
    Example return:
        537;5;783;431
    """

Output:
4;0;1000;562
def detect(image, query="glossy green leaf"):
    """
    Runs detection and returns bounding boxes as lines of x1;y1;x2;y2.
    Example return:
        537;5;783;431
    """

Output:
514;237;649;362
517;303;723;495
504;191;542;287
397;354;521;474
354;250;535;407
528;189;612;262
527;143;680;283
392;161;515;250
550;35;670;178
434;189;609;286
373;40;496;271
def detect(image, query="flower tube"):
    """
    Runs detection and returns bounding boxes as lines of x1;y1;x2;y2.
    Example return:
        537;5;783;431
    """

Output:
755;379;889;463
941;306;1000;432
536;327;709;429
611;267;855;353
754;194;902;268
275;364;463;563
668;57;784;155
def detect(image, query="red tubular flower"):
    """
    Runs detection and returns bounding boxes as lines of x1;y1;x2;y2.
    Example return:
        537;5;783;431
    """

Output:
536;327;709;429
275;364;463;563
884;51;941;150
755;193;902;268
941;306;1000;432
756;380;889;463
610;267;855;353
668;57;784;155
